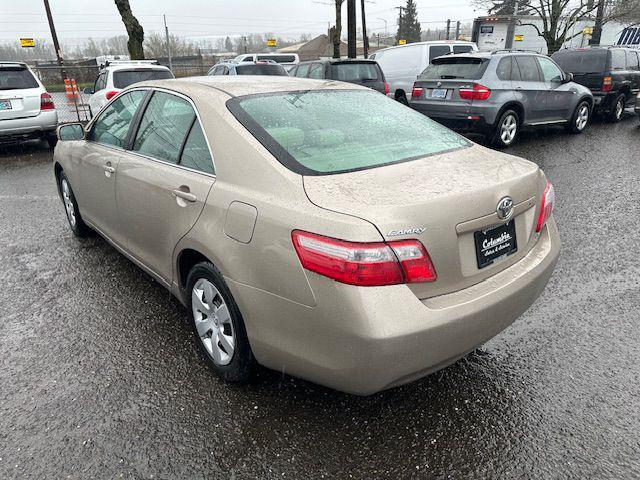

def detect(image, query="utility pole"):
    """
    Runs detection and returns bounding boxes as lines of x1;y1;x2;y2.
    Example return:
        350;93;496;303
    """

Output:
507;0;520;49
455;21;460;40
446;19;451;40
395;6;405;44
347;0;357;58
43;0;65;81
590;0;605;46
163;15;173;72
361;0;369;58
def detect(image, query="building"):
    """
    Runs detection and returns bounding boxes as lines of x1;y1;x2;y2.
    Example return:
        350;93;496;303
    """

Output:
277;34;384;61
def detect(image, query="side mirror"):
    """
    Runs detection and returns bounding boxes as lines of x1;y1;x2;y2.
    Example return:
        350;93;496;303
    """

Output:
83;86;95;94
564;72;573;83
57;123;85;141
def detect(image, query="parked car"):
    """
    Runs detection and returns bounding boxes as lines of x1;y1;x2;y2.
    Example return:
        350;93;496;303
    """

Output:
551;46;640;122
370;40;478;104
85;61;174;116
290;58;388;94
233;53;299;68
207;61;289;77
410;51;594;148
53;76;560;395
0;61;58;148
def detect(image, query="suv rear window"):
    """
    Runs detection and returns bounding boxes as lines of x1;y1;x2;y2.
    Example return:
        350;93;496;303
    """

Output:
420;57;488;80
227;90;469;175
113;69;173;89
0;67;39;90
551;49;608;73
235;64;288;76
330;62;381;81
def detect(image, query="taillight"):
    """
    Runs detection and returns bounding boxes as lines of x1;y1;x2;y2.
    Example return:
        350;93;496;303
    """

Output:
535;181;555;233
411;84;423;99
291;230;437;287
40;92;55;110
459;83;491;101
602;76;612;92
384;82;389;95
105;90;119;100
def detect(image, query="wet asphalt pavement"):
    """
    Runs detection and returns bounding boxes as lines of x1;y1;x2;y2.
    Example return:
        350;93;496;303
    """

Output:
1;115;640;480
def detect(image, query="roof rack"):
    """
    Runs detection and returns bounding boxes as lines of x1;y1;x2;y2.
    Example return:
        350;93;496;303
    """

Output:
491;49;539;54
104;60;159;67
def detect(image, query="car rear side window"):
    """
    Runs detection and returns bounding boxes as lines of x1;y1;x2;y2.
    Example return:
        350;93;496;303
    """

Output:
235;64;288;76
113;69;174;89
611;50;626;70
228;89;469;175
627;51;640;70
330;63;381;81
551;49;608;73
180;121;214;174
133;91;196;164
308;63;324;79
453;45;474;54
514;56;541;82
0;67;39;90
421;57;488;80
429;45;451;63
295;64;310;77
88;90;146;148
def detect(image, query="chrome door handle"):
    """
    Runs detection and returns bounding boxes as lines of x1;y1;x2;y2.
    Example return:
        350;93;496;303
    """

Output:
172;189;197;203
103;165;116;174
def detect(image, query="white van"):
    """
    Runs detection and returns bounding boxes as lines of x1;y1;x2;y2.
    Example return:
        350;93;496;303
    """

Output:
233;53;300;66
370;41;478;104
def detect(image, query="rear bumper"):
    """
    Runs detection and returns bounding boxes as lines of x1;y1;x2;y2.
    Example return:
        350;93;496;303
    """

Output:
591;92;616;112
228;218;561;395
0;110;58;140
410;101;496;134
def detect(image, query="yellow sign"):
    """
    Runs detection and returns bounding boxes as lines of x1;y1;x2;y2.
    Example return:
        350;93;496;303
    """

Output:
267;39;277;47
20;38;35;48
583;27;593;35
514;34;524;41
398;39;407;45
458;34;467;40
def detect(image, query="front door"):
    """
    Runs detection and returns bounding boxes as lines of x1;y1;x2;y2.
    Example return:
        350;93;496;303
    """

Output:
115;90;216;284
537;56;573;121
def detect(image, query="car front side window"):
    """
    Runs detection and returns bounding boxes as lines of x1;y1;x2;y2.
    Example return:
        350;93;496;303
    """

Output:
132;91;196;164
88;90;146;148
537;57;563;83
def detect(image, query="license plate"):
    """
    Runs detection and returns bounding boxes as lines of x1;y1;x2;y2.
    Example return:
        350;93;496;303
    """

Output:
431;88;447;99
474;220;518;269
0;100;12;110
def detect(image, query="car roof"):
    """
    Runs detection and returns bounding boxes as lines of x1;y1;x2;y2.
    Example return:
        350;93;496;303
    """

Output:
135;75;369;98
0;61;28;67
103;63;170;72
376;40;476;54
298;58;379;65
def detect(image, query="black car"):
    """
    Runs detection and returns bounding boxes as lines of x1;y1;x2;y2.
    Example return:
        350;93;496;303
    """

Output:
551;46;640;122
289;59;388;95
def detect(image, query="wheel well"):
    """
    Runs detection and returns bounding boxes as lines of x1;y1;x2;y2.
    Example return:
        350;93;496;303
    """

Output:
53;162;63;195
177;249;211;289
497;102;525;126
394;89;407;100
579;95;593;109
618;85;631;97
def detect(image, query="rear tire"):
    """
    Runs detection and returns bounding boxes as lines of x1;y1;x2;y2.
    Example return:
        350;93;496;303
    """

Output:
186;262;253;383
46;133;58;149
396;92;408;105
491;109;519;148
608;94;625;122
566;101;590;134
58;171;90;237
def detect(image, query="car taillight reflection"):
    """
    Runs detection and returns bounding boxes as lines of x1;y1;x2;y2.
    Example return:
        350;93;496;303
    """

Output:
459;83;491;101
536;181;555;233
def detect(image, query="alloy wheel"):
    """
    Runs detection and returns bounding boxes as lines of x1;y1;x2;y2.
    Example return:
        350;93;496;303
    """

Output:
500;114;517;145
576;105;589;131
615;98;624;120
61;179;76;228
191;278;235;366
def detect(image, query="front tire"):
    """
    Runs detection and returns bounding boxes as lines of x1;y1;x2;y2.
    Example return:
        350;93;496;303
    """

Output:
186;262;253;383
58;172;90;237
491;110;519;148
608;94;625;122
566;101;590;134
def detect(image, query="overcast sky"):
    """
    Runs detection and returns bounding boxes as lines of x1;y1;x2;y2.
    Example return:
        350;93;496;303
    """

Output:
0;0;486;45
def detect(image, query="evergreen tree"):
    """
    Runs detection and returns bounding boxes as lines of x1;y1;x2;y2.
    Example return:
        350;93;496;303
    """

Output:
397;0;421;44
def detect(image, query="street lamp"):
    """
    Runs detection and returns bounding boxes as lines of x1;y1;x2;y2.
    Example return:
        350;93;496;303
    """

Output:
378;17;388;37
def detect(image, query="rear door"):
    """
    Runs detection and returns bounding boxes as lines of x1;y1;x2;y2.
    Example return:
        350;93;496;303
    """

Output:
512;55;547;124
537;56;573;121
116;89;215;284
627;50;640;97
0;65;42;121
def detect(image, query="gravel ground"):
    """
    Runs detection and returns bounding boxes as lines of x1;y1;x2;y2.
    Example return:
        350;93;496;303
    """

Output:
1;113;639;479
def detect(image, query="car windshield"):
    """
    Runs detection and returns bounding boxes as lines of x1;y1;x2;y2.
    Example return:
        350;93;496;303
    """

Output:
420;57;488;79
551;50;608;73
113;69;174;89
228;89;469;175
330;63;381;81
0;67;39;90
235;64;288;76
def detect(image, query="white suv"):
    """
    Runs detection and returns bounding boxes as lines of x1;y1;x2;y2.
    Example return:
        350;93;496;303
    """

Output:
0;62;58;148
86;61;173;116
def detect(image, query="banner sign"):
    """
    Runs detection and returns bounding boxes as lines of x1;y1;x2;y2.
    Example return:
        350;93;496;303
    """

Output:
20;38;35;48
617;27;640;45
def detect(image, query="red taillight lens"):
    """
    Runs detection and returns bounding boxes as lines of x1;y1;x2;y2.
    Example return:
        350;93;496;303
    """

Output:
459;83;491;101
40;92;55;110
291;231;437;286
602;76;612;92
411;84;423;99
105;90;119;100
384;82;389;95
535;181;555;233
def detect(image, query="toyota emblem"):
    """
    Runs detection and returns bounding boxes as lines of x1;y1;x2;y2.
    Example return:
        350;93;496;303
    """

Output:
496;196;514;220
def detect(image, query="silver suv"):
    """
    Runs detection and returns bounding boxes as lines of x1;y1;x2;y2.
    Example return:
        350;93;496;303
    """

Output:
0;62;58;148
410;51;594;147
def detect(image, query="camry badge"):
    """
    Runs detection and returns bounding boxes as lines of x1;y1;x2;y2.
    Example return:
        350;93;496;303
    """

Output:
388;227;427;237
496;196;514;221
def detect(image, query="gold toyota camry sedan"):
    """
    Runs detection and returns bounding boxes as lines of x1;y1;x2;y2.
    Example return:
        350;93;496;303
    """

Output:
53;76;560;395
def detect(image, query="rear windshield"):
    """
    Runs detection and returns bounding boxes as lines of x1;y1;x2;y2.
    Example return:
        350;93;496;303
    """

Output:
257;55;297;64
330;62;381;82
113;69;173;89
0;67;39;90
551;50;608;73
420;57;488;80
227;90;469;175
235;64;288;76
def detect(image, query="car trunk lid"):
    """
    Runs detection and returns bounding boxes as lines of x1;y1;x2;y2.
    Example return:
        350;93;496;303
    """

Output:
0;66;42;121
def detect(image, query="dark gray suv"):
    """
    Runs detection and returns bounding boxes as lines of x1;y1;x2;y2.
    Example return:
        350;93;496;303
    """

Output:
409;51;594;147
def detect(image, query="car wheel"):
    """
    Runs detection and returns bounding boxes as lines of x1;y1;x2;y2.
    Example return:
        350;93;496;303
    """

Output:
567;101;590;134
187;262;253;383
46;133;58;149
396;93;408;105
58;172;90;237
608;94;625;122
492;110;519;148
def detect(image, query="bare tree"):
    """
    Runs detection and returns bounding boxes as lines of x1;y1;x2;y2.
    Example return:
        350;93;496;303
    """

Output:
114;0;145;59
608;0;640;25
333;0;345;58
